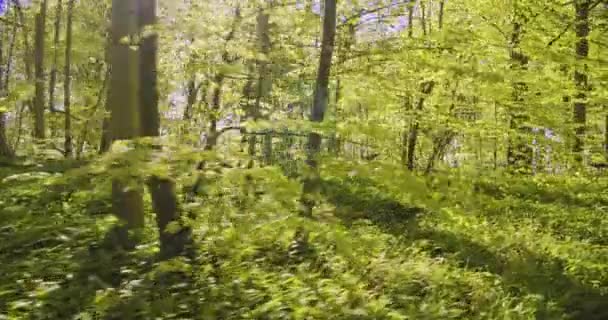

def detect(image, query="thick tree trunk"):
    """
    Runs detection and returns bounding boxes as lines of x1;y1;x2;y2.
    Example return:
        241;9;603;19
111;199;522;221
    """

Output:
63;0;74;157
301;0;337;217
33;1;48;140
138;0;191;258
147;176;192;259
138;0;159;137
109;0;144;248
573;0;589;163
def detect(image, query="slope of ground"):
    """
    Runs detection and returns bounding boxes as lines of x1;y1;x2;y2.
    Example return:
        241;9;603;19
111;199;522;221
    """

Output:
0;158;606;319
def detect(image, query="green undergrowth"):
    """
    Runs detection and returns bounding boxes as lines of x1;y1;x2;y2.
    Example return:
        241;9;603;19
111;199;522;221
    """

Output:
0;155;606;319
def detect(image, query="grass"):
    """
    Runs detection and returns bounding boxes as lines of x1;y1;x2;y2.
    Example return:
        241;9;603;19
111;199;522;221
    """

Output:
0;158;606;319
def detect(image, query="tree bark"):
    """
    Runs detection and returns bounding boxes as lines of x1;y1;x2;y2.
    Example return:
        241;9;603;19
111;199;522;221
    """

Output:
49;0;62;113
573;0;589;163
138;0;191;259
0;17;13;158
147;176;192;259
33;0;48;140
408;3;414;38
138;0;159;137
256;7;273;165
406;81;435;171
438;0;445;29
0;114;13;158
206;5;241;151
63;0;74;157
506;18;532;172
109;0;144;248
301;0;337;217
77;67;109;158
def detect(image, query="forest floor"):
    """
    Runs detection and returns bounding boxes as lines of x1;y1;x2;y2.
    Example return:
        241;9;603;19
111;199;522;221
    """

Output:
0;157;606;319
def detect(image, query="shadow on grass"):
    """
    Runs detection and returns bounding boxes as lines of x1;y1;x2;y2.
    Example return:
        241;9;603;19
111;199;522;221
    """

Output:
474;177;608;208
319;176;608;320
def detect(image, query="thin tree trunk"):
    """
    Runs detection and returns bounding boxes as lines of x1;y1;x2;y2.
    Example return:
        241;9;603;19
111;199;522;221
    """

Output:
506;17;532;172
438;0;445;29
408;3;414;38
49;0;62;113
427;0;432;34
256;6;273;165
573;0;589;163
420;1;427;36
4;7;17;92
183;78;199;121
301;0;337;217
206;5;241;151
77;67;108;158
407;81;435;171
63;0;74;157
33;0;48;140
604;113;608;160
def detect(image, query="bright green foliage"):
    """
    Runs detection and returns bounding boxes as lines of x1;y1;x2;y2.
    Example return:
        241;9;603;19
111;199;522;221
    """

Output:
0;0;607;319
0;154;606;319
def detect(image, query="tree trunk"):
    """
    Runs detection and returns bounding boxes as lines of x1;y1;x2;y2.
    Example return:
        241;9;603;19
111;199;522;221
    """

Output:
138;0;191;259
109;0;144;248
63;0;74;157
573;0;589;163
0;19;13;158
605;113;608;160
33;0;48;140
206;5;241;151
183;78;199;121
77;68;108;158
256;7;273;165
407;81;435;171
438;0;445;29
301;0;337;217
420;1;427;36
138;0;159;137
49;0;62;113
147;176;192;259
506;19;532;172
408;3;414;38
0;114;13;158
5;7;18;91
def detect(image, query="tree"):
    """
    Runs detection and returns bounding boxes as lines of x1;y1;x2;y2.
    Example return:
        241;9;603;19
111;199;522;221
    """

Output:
63;0;74;157
301;0;337;217
33;0;48;139
49;0;62;113
573;0;590;163
108;0;144;246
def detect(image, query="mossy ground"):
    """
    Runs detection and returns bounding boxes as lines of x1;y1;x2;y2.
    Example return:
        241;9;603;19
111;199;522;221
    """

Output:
0;159;606;319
